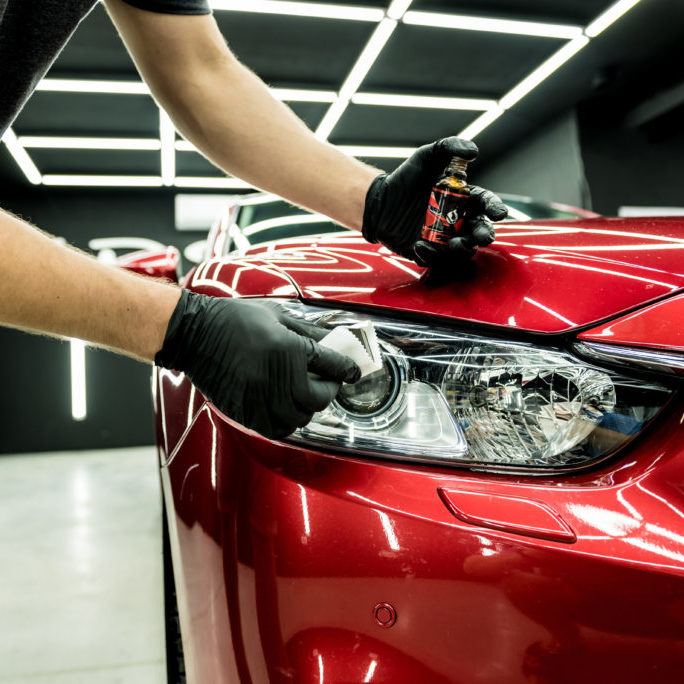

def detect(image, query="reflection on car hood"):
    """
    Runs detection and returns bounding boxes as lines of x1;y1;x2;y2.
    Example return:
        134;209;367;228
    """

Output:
195;217;684;334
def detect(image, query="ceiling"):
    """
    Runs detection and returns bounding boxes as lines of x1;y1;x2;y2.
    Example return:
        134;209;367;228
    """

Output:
1;0;682;190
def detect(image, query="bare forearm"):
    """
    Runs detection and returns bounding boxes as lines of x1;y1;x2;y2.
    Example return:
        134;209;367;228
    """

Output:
0;209;180;361
104;2;380;230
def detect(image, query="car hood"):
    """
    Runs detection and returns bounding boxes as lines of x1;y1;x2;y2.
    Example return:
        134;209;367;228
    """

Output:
219;217;684;334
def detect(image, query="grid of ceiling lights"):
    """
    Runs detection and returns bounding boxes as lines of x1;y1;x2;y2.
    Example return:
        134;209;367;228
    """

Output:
1;0;644;189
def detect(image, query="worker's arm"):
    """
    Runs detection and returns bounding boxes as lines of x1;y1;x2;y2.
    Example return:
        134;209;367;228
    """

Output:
103;0;508;261
104;0;378;230
0;208;180;361
0;208;358;437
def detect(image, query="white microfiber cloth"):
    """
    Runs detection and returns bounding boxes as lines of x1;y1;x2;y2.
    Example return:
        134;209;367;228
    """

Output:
319;320;383;377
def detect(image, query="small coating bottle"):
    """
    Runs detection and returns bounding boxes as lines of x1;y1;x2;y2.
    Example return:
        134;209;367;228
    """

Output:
421;156;470;246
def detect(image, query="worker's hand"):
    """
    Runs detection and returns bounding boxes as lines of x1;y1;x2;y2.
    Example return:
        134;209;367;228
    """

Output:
362;137;508;266
155;291;360;439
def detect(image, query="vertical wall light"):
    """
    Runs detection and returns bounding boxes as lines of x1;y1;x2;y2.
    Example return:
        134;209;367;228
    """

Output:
70;339;87;421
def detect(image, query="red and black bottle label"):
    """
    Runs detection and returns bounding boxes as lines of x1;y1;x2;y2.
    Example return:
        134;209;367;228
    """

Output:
421;187;469;245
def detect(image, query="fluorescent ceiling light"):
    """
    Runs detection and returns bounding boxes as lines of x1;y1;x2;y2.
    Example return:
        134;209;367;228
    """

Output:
386;0;413;20
70;339;87;421
270;88;337;102
19;136;160;150
352;92;496;110
339;18;397;100
175;140;197;152
42;175;164;187
160;110;176;186
209;0;383;22
37;78;149;95
499;35;589;110
1;128;42;184
337;145;415;157
585;0;644;37
403;11;583;39
174;176;252;189
458;106;504;140
316;17;397;140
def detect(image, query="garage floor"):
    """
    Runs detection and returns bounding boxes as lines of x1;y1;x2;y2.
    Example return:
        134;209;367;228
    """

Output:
0;447;165;683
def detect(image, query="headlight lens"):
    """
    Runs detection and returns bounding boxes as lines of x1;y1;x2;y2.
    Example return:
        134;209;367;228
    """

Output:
284;302;673;471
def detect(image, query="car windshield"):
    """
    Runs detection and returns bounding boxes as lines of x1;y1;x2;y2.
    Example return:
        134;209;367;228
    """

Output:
236;196;589;246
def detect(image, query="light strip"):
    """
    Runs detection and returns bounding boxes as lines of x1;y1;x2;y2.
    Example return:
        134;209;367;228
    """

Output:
209;0;384;22
352;92;496;110
42;175;164;187
316;17;397;140
458;106;505;140
160;110;176;186
585;0;644;37
386;0;413;21
37;78;149;94
499;35;589;110
174;176;252;189
270;88;337;102
337;145;415;157
403;11;583;39
1;128;42;184
70;339;87;421
19;136;161;150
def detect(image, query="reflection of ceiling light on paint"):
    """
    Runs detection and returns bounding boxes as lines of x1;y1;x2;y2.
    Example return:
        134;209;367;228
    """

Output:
403;11;583;39
210;0;383;22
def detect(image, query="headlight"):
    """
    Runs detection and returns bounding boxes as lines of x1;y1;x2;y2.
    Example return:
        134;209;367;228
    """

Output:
284;302;673;471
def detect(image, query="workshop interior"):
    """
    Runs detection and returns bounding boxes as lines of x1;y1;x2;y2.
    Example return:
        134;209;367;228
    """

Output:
1;1;683;682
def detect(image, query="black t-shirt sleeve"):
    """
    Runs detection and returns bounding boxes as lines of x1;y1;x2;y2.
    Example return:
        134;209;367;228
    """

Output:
121;0;211;15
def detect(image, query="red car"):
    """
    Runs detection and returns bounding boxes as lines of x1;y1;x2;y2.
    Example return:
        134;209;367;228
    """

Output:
123;195;684;683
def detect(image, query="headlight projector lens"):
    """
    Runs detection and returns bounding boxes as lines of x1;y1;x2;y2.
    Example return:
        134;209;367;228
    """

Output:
335;355;401;417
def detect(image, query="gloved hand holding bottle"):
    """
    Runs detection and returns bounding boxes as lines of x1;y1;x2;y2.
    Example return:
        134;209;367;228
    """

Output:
362;137;508;266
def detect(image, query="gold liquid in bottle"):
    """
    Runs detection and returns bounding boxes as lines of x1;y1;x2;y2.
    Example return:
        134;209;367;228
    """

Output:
421;157;470;246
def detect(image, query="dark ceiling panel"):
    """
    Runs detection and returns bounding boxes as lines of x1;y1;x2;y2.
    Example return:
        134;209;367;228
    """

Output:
363;23;563;98
330;103;477;145
30;149;161;175
14;93;159;137
410;0;615;25
50;4;137;78
0;146;26;185
215;13;374;88
288;102;329;131
176;151;223;176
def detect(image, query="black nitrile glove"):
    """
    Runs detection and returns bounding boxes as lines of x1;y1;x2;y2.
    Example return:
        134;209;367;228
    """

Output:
155;291;360;439
362;137;509;266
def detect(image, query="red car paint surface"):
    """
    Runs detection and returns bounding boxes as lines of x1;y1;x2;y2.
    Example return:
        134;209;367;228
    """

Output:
146;216;684;683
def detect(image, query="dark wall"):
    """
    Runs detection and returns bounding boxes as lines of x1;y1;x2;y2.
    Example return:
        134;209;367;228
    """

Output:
0;185;202;454
579;105;684;217
476;111;590;209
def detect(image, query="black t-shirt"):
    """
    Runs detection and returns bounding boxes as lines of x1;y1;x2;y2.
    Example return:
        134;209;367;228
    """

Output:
0;0;211;137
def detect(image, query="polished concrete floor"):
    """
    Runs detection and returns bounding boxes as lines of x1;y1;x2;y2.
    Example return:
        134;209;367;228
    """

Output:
0;447;165;683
